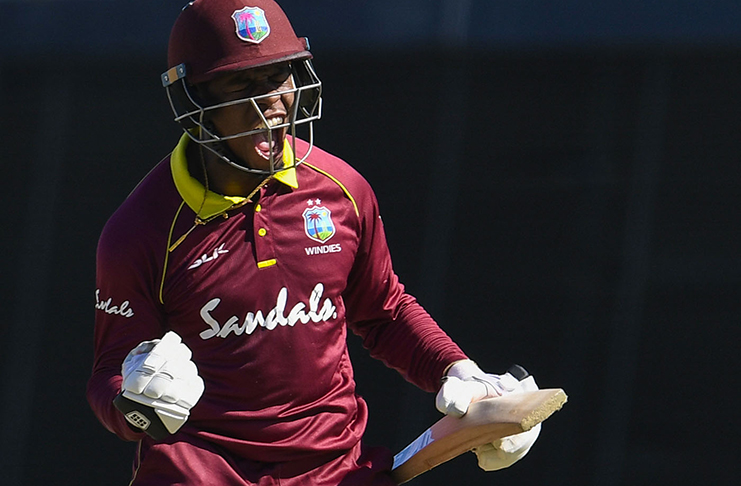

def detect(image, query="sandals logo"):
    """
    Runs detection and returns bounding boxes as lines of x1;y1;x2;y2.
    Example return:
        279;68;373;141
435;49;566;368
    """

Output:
198;283;337;340
95;289;135;318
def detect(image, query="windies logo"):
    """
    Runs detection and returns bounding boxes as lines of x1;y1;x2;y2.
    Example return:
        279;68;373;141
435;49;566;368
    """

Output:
232;6;270;44
303;206;335;243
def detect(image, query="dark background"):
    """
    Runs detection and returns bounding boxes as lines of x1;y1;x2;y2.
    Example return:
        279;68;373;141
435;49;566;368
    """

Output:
1;1;739;485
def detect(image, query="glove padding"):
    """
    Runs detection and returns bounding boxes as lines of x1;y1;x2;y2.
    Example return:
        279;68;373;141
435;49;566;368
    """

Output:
436;360;541;471
117;331;204;438
436;359;522;417
473;373;541;470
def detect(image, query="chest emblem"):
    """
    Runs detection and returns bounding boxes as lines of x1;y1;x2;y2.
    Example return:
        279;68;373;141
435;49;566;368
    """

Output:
303;206;336;243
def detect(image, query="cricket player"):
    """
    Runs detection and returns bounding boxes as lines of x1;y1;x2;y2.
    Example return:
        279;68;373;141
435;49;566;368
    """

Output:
86;1;540;484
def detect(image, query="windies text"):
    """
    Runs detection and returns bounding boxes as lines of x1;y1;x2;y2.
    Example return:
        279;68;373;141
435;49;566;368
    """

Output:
304;243;341;255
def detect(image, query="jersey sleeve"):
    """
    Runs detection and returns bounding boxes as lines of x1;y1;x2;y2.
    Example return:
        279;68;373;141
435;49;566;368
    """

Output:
86;212;167;441
343;182;468;393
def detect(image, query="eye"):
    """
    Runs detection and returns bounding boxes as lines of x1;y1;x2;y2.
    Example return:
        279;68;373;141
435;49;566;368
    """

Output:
220;75;254;94
270;65;292;84
270;74;290;85
224;82;252;94
212;64;293;98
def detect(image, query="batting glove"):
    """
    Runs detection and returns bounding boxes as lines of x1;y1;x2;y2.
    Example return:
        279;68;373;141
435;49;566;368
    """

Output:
436;360;541;471
436;359;522;417
113;331;204;440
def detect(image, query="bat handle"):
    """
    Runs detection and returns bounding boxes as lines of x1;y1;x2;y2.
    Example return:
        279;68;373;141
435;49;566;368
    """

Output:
507;364;530;381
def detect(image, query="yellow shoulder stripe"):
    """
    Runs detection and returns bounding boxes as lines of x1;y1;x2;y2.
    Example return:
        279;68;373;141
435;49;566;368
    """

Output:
303;162;359;217
160;201;187;305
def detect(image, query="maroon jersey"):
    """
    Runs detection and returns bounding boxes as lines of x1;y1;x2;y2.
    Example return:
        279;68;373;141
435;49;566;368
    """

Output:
87;135;467;482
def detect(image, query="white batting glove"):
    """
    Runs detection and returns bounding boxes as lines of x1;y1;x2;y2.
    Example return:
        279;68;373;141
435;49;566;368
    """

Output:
115;331;204;439
436;360;541;471
436;359;521;417
473;373;541;471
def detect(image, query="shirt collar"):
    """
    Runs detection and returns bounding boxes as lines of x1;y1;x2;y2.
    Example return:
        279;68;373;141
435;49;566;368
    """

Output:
170;133;298;219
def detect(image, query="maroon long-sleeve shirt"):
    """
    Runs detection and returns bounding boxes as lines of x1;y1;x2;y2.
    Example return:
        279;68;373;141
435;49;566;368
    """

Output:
87;135;467;482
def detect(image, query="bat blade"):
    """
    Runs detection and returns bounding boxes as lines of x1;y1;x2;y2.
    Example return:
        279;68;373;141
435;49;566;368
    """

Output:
391;388;567;484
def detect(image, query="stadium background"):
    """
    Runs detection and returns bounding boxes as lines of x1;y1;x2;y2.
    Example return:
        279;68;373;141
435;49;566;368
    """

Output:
0;1;738;485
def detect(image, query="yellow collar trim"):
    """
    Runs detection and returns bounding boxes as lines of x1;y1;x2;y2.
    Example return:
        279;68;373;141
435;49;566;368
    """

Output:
170;134;298;219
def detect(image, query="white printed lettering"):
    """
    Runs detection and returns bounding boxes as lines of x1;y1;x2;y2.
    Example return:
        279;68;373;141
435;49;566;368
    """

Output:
304;243;342;255
189;243;229;270
199;299;222;339
199;283;337;340
95;289;135;318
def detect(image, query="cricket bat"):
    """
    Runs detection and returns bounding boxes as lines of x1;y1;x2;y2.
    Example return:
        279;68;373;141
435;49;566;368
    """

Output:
391;388;567;484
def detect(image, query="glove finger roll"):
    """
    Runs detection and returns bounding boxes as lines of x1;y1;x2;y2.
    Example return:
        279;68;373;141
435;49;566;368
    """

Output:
436;376;479;417
141;352;168;373
175;376;206;408
143;372;174;399
122;369;155;395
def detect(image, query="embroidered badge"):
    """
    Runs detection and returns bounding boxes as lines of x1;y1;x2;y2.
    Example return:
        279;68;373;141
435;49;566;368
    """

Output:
303;206;336;243
232;6;270;44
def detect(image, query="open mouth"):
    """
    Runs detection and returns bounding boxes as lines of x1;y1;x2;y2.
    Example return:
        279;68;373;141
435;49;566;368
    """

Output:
252;116;286;161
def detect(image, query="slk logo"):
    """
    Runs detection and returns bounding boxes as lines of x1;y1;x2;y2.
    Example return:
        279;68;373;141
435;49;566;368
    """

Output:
303;206;335;243
232;6;270;44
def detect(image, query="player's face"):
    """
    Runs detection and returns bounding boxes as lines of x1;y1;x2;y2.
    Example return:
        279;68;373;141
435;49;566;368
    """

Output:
200;62;296;172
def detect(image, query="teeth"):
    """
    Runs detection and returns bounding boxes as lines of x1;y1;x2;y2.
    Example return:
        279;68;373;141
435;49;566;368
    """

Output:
256;117;284;130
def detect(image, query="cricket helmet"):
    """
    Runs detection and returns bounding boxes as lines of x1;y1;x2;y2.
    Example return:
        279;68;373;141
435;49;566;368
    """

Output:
161;0;322;176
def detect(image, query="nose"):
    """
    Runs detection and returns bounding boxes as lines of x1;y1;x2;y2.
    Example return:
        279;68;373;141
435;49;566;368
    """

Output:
255;76;295;112
256;89;283;111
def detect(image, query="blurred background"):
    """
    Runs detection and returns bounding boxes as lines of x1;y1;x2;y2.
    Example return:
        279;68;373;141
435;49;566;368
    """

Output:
1;1;739;485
